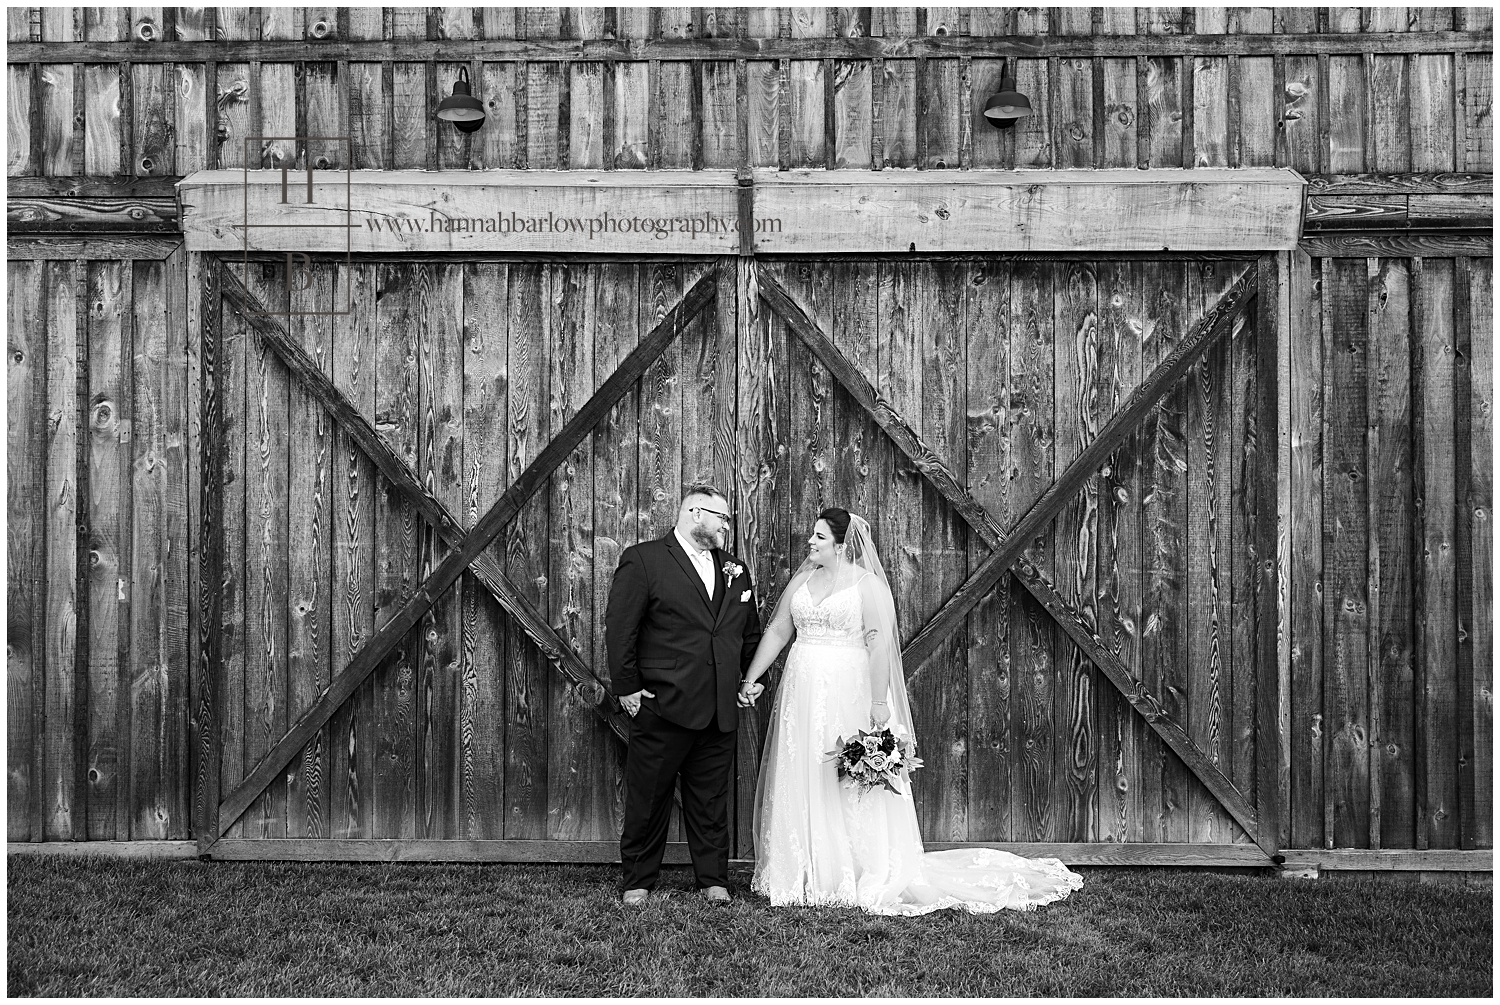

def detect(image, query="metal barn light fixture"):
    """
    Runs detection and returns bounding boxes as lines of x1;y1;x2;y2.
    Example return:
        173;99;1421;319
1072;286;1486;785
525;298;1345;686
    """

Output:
435;67;485;133
983;59;1032;129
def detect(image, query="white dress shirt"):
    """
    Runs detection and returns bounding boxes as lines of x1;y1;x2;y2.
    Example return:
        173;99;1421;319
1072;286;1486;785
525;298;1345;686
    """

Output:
673;528;716;599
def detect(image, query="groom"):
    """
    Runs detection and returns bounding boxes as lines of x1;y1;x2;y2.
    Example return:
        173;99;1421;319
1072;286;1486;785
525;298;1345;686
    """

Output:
605;484;762;904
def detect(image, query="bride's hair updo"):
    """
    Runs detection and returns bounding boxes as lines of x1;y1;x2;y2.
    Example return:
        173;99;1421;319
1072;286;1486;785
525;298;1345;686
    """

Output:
817;507;851;544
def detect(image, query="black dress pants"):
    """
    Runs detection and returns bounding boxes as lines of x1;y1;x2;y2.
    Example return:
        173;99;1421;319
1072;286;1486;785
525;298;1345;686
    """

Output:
619;704;735;891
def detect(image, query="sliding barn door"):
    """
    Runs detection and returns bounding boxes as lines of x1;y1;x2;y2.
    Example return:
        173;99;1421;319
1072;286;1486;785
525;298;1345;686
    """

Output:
739;258;1276;854
203;253;1274;860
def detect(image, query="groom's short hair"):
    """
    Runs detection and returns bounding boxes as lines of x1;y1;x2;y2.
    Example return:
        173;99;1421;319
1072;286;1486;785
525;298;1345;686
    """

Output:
682;482;726;505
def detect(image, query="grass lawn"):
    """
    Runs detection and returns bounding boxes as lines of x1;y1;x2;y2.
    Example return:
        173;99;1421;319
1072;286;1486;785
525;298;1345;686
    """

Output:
6;856;1491;997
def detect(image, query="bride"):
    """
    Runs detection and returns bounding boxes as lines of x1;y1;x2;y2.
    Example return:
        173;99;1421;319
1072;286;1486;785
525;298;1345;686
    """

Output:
737;507;1083;915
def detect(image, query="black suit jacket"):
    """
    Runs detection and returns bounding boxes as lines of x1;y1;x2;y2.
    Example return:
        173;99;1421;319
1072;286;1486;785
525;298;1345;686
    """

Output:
605;533;763;732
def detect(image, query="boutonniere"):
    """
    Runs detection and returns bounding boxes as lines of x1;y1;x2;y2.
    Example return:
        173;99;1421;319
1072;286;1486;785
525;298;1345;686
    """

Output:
722;560;744;585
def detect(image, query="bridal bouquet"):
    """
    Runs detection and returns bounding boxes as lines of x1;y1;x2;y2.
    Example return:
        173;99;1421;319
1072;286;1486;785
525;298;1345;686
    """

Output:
824;726;924;796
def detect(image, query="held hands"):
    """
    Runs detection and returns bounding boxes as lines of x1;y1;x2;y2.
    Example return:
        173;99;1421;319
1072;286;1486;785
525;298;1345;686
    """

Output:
737;680;765;708
870;700;891;728
620;689;655;717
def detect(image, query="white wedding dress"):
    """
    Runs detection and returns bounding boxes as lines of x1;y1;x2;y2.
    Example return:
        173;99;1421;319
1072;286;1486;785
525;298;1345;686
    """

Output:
751;577;1084;916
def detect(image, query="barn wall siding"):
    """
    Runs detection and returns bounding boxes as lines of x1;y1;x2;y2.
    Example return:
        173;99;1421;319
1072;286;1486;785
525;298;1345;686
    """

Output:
5;7;1493;854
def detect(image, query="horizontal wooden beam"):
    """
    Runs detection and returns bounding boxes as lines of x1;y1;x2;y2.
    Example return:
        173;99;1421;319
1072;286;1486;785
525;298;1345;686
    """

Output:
206;839;698;864
212;271;717;839
6;841;200;859
1305;194;1492;232
6;237;180;260
1278;849;1493;872
178;168;1306;255
6;31;1491;64
1304;173;1494;196
1299;234;1494;258
220;266;631;743
8;176;182;198
204;839;1277;867
8;195;179;233
19;172;1476;201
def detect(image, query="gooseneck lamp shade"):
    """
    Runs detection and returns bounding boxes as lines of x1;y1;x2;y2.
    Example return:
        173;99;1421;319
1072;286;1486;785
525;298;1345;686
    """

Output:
983;61;1033;129
436;67;485;133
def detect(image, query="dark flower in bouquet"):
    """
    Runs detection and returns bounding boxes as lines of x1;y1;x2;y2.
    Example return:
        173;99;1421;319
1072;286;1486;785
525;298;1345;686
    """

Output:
823;725;924;795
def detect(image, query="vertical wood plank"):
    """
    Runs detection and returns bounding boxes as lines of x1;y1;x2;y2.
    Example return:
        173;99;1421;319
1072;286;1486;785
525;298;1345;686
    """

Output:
373;262;419;840
924;261;970;843
967;9;1010;169
241;263;289;840
1326;10;1366;173
1097;260;1146;844
462;262;510;839
162;248;189;840
547;263;605;840
649;8;693;168
84;260;128;839
391;62;428;170
1142;9;1185;168
612;9;651;168
1233;3;1277;166
920;7;961;168
126;259;168;839
1013;58;1053;167
1463;54;1492;172
476;11;518;170
1185;262;1238;843
38;63;73;175
8;260;44;840
1227;265;1259;835
1275;249;1296;849
831;11;871;169
330;262;377;839
285;267;334;841
1140;260;1191;842
43;259;79;840
345;6;387;169
1280;55;1320;174
1289;251;1323;848
569;54;606;168
214;62;251;169
1009;260;1056;841
1370;257;1415;849
1053;261;1100;842
879;8;917;167
216;262;248;839
736;256;784;856
784;6;827;167
1055;57;1093;168
416;264;464;839
1322;257;1371;849
9;63;34;176
1411;55;1455;172
1416;257;1458;849
1452;258;1476;849
304;61;345;169
966;258;1012;841
595;261;641;843
505;263;549;838
1466;259;1492;850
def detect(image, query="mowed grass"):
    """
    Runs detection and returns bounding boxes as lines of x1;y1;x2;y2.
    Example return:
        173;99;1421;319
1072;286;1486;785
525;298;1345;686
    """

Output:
7;856;1491;997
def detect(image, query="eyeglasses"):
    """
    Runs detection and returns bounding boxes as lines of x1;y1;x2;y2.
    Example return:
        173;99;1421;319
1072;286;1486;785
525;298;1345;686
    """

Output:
691;505;731;522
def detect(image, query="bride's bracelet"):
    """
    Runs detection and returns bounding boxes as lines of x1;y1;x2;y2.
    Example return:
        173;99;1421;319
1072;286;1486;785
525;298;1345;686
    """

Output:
872;700;887;706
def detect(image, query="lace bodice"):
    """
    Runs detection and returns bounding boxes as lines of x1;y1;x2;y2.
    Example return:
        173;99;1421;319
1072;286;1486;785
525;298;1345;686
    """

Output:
790;579;865;646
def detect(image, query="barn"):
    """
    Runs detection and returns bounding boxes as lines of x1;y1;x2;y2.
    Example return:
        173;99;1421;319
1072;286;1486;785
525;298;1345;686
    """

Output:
6;7;1491;877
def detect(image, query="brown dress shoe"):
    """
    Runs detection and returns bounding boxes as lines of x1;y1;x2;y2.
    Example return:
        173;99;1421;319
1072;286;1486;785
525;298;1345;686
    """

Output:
702;885;731;904
622;888;649;905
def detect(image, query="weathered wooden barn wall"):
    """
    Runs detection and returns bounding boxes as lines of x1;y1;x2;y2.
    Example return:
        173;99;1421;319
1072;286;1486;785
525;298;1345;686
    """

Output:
5;7;1493;854
8;243;191;840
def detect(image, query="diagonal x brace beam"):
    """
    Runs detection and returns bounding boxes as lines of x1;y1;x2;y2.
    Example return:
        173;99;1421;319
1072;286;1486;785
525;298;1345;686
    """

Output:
218;266;633;743
214;265;717;838
756;263;1267;850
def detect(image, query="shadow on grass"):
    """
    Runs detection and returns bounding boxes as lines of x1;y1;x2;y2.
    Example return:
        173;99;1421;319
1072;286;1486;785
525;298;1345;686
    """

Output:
6;857;1492;997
